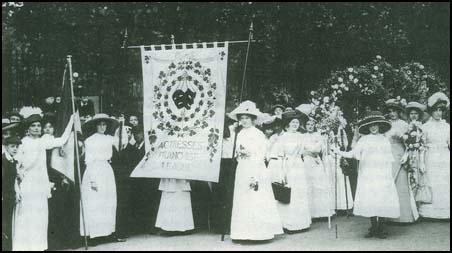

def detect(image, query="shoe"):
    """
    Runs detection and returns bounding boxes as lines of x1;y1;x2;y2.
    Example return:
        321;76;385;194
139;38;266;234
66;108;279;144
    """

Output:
110;235;127;242
365;227;376;238
376;230;387;239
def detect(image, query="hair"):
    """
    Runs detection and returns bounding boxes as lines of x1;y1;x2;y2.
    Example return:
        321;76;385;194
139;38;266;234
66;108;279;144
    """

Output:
237;113;257;121
428;101;448;114
283;117;301;130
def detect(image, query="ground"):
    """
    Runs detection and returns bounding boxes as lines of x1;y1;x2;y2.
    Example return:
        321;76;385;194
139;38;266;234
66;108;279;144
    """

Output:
69;216;450;251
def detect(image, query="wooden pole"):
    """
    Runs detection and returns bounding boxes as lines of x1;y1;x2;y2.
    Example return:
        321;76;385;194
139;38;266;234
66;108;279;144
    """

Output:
67;55;89;250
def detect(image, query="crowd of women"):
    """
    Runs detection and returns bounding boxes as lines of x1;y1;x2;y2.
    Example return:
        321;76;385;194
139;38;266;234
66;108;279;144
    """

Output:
2;91;450;250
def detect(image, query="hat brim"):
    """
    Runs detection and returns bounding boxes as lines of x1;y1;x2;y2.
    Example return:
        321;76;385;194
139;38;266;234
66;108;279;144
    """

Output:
82;117;119;137
2;122;20;132
358;120;392;135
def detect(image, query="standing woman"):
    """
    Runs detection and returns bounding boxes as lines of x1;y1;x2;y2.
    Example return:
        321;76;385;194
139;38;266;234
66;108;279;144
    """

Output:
229;101;283;241
331;111;400;238
419;92;450;219
80;114;127;244
385;99;418;223
13;110;74;251
275;111;311;232
302;117;335;219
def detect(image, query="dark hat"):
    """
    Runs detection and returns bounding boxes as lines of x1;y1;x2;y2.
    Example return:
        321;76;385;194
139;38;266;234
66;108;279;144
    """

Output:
282;110;308;127
7;111;22;121
82;113;119;137
2;122;20;132
22;114;43;129
271;104;285;112
3;135;22;145
358;111;392;135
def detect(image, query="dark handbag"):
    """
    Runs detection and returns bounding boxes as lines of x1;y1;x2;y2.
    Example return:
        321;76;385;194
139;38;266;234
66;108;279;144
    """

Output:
271;182;291;204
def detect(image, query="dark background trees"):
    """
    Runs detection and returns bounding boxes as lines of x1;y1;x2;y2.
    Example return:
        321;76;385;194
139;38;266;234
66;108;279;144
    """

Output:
2;2;450;115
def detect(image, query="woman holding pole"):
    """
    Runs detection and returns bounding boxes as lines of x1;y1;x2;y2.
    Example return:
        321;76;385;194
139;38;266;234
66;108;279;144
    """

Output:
13;109;75;251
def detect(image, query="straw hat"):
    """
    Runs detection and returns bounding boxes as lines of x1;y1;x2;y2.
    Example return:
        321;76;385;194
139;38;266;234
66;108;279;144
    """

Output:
358;111;392;135
2;121;20;132
427;92;450;109
228;100;263;121
82;113;119;136
271;104;285;113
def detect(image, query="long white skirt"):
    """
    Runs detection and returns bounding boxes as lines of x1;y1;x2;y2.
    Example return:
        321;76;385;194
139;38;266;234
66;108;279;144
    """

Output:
230;159;283;240
305;156;335;218
13;168;50;251
419;146;450;219
155;179;194;232
80;160;117;238
277;157;311;230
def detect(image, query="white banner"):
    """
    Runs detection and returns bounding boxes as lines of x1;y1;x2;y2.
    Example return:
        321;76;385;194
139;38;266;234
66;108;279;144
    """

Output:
131;43;229;182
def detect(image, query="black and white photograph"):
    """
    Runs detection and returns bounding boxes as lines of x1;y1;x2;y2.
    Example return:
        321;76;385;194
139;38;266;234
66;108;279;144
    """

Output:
2;2;450;251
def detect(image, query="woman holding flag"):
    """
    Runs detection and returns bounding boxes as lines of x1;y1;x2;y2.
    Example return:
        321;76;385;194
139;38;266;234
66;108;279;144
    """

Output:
13;108;75;251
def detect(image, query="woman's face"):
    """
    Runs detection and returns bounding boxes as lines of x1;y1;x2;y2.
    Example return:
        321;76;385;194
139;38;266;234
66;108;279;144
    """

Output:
28;122;42;137
129;116;139;127
409;109;420;122
239;114;253;128
264;128;274;138
306;119;316;133
10;116;21;123
431;107;443;120
388;108;399;120
274;107;283;116
96;121;107;134
2;130;12;140
369;124;380;134
287;119;300;132
43;122;55;136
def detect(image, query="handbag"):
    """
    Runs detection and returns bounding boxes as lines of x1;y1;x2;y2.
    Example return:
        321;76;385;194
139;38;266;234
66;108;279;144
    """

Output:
272;182;291;204
271;155;291;204
415;172;433;204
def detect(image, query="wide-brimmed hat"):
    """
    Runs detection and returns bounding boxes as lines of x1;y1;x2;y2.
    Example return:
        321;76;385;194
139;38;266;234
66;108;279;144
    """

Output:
2;121;20;132
405;101;429;121
228;100;263;121
428;92;450;109
7;111;22;121
282;109;308;127
3;136;22;145
82;113;119;136
358;111;392;135
385;98;406;112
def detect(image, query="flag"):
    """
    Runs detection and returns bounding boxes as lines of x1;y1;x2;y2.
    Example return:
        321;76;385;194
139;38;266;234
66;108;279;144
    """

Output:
50;65;82;182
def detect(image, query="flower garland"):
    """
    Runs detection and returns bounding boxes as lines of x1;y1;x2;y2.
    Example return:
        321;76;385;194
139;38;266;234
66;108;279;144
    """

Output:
401;120;426;195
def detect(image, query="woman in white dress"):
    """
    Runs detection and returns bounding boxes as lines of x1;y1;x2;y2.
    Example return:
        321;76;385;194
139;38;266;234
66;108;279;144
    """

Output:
266;118;285;183
385;99;418;223
155;178;194;233
13;112;74;251
302;117;335;219
419;92;450;219
229;101;283;241
275;110;311;232
80;114;127;244
332;111;400;239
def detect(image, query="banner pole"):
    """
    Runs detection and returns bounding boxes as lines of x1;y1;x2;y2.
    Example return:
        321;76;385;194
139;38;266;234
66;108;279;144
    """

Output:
67;55;89;250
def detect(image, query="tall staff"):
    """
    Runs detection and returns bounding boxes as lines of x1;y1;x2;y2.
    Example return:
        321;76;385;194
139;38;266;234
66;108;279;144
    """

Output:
67;55;89;250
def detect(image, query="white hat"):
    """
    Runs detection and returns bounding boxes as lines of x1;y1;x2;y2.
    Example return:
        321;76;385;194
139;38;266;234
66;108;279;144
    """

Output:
427;92;450;109
255;113;276;126
296;104;316;117
228;100;263;121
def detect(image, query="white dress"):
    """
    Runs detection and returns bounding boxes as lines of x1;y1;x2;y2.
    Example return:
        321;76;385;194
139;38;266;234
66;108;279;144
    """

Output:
302;132;335;218
266;132;284;182
275;131;311;230
13;135;67;251
419;119;450;218
155;179;194;231
80;133;119;238
342;134;400;218
230;126;283;240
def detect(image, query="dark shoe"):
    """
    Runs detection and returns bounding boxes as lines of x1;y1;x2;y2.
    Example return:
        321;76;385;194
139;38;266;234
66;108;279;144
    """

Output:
110;235;127;242
376;230;388;239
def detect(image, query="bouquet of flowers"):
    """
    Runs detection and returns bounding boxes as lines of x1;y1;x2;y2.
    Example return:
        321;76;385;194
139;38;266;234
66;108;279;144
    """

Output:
249;177;259;191
237;144;251;160
401;121;430;203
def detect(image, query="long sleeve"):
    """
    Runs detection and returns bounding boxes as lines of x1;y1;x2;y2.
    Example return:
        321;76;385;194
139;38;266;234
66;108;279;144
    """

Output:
44;115;74;149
